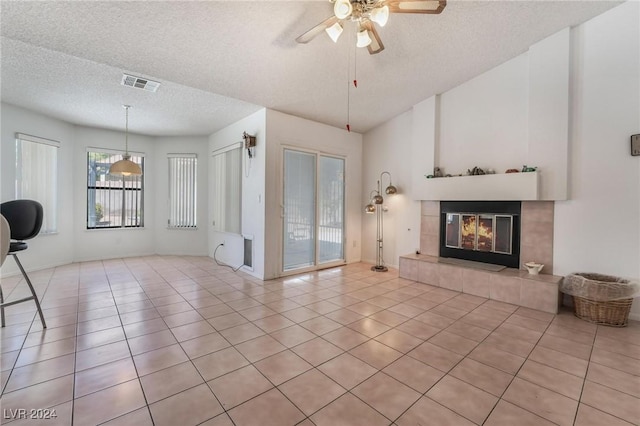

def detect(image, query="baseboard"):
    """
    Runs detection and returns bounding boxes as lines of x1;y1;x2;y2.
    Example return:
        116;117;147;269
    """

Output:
361;257;398;269
1;252;208;278
1;260;74;278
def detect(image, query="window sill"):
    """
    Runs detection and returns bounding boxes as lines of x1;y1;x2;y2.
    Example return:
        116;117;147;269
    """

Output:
85;227;146;232
39;231;59;236
166;227;199;231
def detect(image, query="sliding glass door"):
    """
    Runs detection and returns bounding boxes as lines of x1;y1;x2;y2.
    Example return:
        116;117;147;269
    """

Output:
283;149;345;272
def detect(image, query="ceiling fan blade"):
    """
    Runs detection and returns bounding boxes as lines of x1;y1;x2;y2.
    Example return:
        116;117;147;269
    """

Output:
386;0;447;14
296;16;339;44
362;21;385;55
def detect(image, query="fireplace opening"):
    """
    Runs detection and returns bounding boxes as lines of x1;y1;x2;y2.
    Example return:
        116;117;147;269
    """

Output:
440;201;521;268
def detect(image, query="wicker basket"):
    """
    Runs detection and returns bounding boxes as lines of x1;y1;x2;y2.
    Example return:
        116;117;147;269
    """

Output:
563;273;635;327
572;296;633;327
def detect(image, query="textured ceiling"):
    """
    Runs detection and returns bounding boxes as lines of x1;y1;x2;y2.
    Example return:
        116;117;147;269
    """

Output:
0;1;621;136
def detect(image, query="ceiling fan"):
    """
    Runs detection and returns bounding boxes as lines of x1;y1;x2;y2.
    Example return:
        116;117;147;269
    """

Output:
296;0;447;55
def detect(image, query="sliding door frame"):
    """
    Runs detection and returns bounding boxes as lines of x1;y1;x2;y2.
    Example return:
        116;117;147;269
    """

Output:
280;145;347;276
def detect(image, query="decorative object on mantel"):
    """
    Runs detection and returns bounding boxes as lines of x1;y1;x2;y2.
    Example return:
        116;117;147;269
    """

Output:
505;168;520;173
524;262;544;275
364;171;397;272
521;165;537;172
560;273;640;327
467;167;486;176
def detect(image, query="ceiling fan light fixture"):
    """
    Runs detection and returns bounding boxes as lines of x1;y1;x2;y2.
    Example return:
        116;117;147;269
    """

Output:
356;28;372;48
334;0;353;19
325;22;344;43
370;5;390;27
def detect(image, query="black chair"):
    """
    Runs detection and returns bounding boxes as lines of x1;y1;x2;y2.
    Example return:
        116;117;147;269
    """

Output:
0;200;47;328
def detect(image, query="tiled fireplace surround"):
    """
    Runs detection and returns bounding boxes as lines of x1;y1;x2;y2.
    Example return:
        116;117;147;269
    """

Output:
399;201;561;314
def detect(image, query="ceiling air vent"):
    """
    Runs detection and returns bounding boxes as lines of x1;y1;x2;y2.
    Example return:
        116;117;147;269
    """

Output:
121;74;161;92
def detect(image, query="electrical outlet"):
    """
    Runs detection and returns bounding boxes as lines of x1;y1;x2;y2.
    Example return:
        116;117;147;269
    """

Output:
632;134;640;156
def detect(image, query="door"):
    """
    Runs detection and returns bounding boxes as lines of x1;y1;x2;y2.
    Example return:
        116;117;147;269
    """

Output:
283;149;345;272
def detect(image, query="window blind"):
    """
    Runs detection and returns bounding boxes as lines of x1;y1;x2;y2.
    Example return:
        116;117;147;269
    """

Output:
211;145;241;234
16;133;59;233
168;154;197;228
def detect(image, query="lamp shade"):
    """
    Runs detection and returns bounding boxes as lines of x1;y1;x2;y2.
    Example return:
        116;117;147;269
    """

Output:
385;184;397;195
370;5;389;27
364;203;376;214
356;29;372;48
109;154;142;176
373;194;384;204
334;0;353;19
325;22;343;43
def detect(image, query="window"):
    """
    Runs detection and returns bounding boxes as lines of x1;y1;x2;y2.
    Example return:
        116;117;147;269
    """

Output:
15;133;59;234
211;145;241;234
87;150;144;229
168;154;197;228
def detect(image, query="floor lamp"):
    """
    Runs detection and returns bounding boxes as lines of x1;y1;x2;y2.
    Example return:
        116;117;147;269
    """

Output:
365;171;397;272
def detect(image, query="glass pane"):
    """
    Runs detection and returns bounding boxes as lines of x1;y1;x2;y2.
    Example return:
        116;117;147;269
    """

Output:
318;156;344;264
461;214;476;250
477;215;494;252
495;215;513;254
283;149;316;271
87;151;144;229
445;213;460;248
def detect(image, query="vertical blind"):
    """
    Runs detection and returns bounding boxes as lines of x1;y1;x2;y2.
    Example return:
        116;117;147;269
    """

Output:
168;154;197;228
16;133;59;234
211;145;242;234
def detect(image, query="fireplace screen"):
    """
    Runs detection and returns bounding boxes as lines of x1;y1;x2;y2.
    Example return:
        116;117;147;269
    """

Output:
446;213;513;255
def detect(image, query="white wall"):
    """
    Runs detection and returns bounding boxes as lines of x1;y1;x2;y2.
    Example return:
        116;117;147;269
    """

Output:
1;103;212;275
265;110;363;279
153;136;209;256
1;103;75;273
362;110;420;267
554;1;640;319
364;1;639;318
209;109;267;279
438;53;529;176
410;29;571;201
72;126;157;262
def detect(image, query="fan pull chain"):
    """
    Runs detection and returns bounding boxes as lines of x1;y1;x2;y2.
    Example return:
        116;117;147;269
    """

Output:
346;33;359;133
346;33;351;132
353;41;358;88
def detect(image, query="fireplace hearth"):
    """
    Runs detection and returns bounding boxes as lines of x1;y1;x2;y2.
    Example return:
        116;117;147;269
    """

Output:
440;201;521;268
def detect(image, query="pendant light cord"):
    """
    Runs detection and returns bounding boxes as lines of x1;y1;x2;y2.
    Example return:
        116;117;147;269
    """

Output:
124;105;130;155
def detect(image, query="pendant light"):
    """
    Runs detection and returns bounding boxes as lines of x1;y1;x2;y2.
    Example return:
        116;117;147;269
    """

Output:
109;105;142;176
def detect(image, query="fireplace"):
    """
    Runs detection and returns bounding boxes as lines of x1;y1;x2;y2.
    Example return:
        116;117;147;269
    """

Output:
440;201;521;268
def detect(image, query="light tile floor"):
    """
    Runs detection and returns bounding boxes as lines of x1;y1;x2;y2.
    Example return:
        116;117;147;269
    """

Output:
1;256;639;425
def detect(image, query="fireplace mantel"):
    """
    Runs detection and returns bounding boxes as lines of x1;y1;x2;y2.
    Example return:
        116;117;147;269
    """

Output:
412;172;539;201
